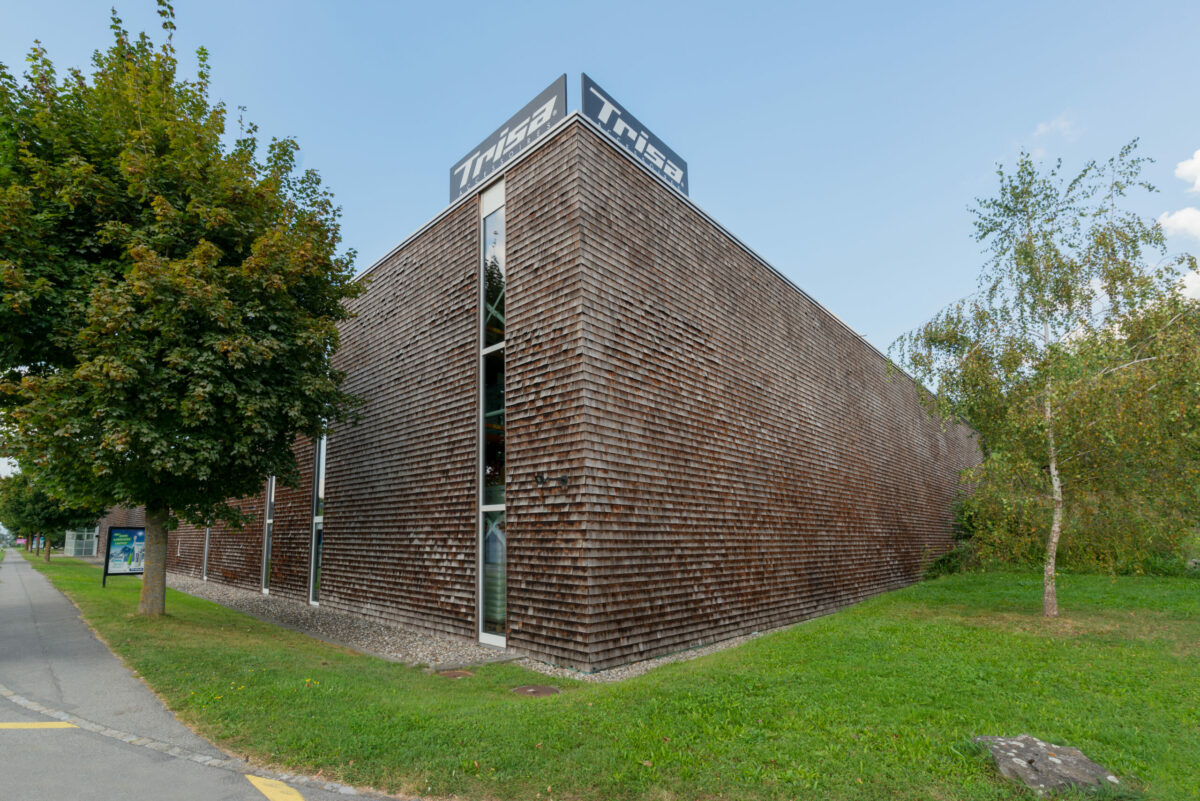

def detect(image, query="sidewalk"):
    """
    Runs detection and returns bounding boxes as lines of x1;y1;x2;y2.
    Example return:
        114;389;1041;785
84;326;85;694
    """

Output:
0;549;360;801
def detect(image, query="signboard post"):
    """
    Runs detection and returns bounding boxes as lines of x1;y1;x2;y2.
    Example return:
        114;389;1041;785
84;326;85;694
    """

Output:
102;526;146;587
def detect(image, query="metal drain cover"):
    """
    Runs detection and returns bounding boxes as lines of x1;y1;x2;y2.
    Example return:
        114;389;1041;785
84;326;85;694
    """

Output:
511;685;560;696
438;670;473;679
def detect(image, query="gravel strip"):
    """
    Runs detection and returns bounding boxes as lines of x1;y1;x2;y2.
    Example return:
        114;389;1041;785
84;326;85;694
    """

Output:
167;574;506;669
168;572;781;682
514;629;772;683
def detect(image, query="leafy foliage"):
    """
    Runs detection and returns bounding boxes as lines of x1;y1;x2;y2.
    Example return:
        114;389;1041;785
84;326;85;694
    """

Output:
0;3;361;611
894;143;1199;609
0;471;104;546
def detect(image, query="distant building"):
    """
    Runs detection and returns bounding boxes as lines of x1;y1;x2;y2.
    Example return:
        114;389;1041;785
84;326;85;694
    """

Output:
64;526;99;557
168;76;978;671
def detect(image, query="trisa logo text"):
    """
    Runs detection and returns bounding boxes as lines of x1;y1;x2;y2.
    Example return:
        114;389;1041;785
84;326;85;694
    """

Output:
586;86;685;189
453;98;558;193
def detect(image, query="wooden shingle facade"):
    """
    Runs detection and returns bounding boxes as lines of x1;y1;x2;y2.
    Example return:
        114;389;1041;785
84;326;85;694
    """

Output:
168;116;978;671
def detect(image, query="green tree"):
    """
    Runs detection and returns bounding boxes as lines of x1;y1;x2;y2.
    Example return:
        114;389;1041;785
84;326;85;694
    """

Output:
0;4;360;614
0;471;104;558
893;142;1198;616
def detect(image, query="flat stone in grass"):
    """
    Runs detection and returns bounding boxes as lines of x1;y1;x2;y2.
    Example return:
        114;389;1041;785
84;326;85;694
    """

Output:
974;734;1121;796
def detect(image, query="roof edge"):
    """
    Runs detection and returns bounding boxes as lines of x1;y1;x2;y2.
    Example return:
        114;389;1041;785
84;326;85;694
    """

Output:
356;112;924;392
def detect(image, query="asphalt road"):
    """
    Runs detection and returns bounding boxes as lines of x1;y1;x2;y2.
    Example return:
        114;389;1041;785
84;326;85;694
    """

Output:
0;549;360;801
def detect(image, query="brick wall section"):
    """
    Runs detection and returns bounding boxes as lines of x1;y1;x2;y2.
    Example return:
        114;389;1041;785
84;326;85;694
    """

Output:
170;205;483;626
165;119;978;672
266;441;318;601
168;518;202;578
573;125;980;669
308;199;480;634
168;445;315;594
167;515;204;578
166;180;484;632
170;494;263;590
96;505;146;532
503;126;592;665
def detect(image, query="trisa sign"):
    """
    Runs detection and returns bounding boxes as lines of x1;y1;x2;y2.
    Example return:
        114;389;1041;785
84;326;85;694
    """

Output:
582;74;688;196
449;75;567;202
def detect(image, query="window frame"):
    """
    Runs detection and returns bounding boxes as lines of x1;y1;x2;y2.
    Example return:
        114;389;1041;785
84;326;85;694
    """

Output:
309;436;327;606
477;179;507;648
262;475;275;594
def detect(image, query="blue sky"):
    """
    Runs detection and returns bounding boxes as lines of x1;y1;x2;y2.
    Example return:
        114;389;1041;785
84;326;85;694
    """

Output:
2;0;1199;364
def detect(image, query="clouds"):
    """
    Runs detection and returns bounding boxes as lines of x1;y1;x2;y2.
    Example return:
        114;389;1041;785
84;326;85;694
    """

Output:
1028;112;1080;159
1175;149;1200;193
1033;113;1079;141
1159;151;1200;269
1182;270;1200;301
1158;207;1200;240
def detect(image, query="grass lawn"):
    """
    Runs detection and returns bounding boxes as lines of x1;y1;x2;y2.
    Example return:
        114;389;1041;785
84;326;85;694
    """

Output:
20;553;1199;800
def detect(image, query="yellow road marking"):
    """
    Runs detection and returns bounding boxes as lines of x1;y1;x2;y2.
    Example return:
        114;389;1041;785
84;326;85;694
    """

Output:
246;775;305;800
0;722;78;729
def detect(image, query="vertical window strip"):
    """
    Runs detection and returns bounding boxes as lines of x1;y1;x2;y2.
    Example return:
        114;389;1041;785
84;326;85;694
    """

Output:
478;180;507;645
310;436;326;605
263;475;275;593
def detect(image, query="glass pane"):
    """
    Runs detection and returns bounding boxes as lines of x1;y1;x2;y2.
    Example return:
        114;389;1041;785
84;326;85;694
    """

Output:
482;510;506;636
311;521;323;602
313;436;327;518
482;207;506;347
263;522;273;590
483;349;505;506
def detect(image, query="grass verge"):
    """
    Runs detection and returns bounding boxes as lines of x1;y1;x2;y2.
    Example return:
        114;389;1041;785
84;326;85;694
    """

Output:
20;553;1200;800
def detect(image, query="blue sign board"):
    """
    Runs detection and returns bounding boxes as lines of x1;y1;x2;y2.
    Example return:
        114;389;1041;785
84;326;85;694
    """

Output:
450;75;567;203
582;74;688;196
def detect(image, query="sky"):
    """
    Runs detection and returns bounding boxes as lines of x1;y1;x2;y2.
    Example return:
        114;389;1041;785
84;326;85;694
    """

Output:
1;0;1199;360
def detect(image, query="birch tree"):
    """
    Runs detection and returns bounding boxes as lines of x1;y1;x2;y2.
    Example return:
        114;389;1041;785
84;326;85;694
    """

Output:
894;142;1198;616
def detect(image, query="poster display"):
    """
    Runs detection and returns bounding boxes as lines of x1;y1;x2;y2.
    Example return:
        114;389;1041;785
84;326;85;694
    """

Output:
102;526;145;586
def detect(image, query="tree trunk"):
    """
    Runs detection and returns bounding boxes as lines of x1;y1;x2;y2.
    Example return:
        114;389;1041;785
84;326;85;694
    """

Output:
1043;380;1064;618
34;532;41;556
138;502;169;617
44;534;51;562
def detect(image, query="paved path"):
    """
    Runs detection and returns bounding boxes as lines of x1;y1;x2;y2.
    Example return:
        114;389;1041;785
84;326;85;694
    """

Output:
0;549;359;801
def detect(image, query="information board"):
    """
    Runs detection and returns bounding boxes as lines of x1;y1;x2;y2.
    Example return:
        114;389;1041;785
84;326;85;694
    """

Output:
102;526;145;587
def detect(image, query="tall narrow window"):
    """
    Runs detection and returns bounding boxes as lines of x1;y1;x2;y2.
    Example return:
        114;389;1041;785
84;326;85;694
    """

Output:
310;436;326;605
262;476;275;593
202;527;210;581
478;180;506;646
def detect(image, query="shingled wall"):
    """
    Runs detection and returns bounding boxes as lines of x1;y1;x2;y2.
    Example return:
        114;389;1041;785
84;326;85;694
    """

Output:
571;123;979;668
168;118;977;671
168;127;595;664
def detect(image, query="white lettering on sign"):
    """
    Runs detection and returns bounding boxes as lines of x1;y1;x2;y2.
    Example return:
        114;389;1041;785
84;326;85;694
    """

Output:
586;84;686;189
449;77;566;203
452;97;559;192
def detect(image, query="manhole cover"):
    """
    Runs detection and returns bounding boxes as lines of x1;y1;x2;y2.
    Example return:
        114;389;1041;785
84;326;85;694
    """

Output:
511;685;560;696
438;670;473;679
